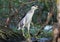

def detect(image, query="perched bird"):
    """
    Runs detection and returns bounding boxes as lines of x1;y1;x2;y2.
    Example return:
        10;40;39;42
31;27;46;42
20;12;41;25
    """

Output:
17;5;38;37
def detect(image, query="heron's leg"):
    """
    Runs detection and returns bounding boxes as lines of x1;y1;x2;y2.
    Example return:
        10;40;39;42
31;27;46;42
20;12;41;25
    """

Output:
27;23;32;42
22;25;25;36
27;24;30;37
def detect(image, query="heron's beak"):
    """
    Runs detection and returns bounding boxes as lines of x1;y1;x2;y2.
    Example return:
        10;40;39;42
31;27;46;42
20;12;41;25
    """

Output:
36;6;38;9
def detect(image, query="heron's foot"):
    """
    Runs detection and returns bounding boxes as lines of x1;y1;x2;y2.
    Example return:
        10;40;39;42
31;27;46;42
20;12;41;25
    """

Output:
28;33;30;38
27;38;32;42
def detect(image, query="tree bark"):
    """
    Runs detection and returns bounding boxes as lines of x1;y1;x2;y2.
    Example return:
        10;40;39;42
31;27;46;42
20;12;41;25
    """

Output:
52;0;60;42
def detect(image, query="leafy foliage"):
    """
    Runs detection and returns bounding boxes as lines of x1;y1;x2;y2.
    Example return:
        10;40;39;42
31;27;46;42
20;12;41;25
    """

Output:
0;0;57;38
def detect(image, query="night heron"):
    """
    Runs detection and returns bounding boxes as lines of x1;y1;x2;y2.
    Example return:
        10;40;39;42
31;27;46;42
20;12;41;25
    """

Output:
17;5;38;37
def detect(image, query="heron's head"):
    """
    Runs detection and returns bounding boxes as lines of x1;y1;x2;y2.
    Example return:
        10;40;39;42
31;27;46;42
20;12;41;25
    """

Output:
31;5;38;10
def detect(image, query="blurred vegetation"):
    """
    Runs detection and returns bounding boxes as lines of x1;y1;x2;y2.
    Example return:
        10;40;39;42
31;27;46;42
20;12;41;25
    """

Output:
0;25;26;42
0;0;57;39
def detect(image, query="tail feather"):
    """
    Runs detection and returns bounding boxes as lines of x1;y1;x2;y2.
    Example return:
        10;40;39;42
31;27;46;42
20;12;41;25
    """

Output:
17;27;21;30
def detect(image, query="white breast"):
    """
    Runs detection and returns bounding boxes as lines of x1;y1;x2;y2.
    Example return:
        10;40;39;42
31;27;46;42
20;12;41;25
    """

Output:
25;10;34;23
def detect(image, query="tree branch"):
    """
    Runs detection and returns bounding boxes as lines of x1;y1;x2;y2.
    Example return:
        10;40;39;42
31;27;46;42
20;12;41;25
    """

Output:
35;11;53;36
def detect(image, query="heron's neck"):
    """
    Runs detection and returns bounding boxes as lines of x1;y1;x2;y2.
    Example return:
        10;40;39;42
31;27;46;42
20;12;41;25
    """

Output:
31;8;36;12
30;9;36;14
25;9;36;19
